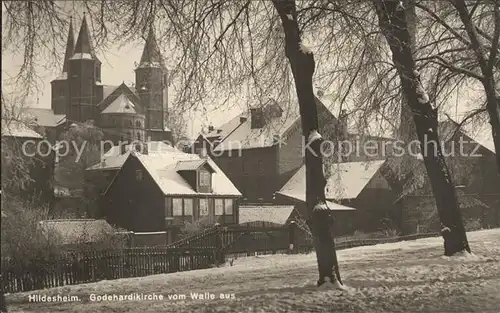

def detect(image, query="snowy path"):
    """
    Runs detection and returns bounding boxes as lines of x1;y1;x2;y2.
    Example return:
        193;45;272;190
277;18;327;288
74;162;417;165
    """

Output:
6;229;500;312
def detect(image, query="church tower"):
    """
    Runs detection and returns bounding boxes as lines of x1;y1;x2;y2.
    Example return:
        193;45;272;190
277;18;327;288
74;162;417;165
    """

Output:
67;14;103;124
134;27;170;141
50;18;74;115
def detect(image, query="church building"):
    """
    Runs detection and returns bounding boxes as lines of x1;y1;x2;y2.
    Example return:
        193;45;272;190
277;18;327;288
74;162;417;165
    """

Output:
27;15;172;144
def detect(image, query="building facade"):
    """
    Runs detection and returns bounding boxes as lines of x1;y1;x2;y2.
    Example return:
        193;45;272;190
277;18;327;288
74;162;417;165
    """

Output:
101;149;241;243
27;16;171;145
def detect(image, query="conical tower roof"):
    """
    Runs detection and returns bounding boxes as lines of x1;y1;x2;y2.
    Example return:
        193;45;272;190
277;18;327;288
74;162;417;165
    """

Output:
72;14;99;61
137;27;165;68
62;17;75;73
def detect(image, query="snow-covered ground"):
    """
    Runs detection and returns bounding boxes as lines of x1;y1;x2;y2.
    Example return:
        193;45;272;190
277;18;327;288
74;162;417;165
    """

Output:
6;229;500;312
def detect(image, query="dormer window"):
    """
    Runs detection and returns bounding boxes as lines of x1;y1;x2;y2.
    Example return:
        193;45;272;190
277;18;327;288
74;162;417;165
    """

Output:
176;159;215;193
199;171;211;187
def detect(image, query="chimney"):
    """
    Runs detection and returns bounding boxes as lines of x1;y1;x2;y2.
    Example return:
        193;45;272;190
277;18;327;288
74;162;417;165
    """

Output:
338;109;348;140
120;142;129;155
250;107;265;129
240;116;247;123
208;125;214;132
217;129;222;134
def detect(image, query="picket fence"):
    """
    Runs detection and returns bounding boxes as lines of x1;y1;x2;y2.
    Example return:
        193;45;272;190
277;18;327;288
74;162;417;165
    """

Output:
1;247;216;293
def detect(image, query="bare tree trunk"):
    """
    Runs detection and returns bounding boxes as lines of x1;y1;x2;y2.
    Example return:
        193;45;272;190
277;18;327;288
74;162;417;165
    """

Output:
452;0;500;174
374;0;471;256
272;0;342;286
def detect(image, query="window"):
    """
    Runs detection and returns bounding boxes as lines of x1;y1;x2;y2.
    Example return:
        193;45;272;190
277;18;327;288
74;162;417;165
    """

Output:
135;120;142;128
170;198;193;225
135;169;143;181
184;199;193;217
215;199;224;216
95;66;101;81
127;131;132;140
137;132;141;140
224;199;233;215
199;198;209;216
172;198;183;216
199;171;210;186
127;120;133;127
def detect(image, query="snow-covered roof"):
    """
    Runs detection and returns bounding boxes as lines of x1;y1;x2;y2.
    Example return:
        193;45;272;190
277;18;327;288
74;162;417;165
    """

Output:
86;141;177;171
277;160;387;201
176;159;213;172
440;117;495;154
1;120;43;139
38;219;115;245
212;109;299;152
22;108;66;128
109;150;241;197
101;94;137;114
238;205;295;225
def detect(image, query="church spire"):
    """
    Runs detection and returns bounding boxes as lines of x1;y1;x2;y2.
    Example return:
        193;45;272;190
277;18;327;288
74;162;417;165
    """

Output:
62;17;74;73
138;26;164;68
73;13;97;59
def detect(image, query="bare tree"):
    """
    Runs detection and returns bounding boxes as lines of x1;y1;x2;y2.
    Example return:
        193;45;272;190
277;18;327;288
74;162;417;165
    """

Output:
272;0;343;287
373;0;470;256
412;0;500;173
450;0;500;173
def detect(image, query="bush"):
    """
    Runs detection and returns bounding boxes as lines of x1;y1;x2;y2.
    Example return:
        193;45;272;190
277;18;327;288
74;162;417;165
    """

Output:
1;201;64;275
464;218;483;232
179;217;216;238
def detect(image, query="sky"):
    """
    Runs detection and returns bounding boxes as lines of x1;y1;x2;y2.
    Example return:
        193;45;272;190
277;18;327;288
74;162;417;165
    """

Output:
1;2;492;145
2;30;243;139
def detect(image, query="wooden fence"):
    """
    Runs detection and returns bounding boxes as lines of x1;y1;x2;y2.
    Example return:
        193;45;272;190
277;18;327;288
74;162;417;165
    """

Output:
1;222;440;294
166;222;440;260
1;247;216;293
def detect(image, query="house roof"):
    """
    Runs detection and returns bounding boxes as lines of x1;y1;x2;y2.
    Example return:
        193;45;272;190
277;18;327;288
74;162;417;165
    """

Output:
129;151;241;197
439;117;495;154
22;108;66;127
101;94;137;114
38;219;114;245
238;205;295;224
211;96;337;152
1;120;43;139
277;160;387;201
176;159;215;173
86;141;177;171
98;83;143;113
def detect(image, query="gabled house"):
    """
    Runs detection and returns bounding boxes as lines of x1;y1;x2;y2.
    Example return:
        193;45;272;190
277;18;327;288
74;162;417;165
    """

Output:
276;160;394;233
1;120;55;205
191;96;341;203
102;149;241;243
395;118;500;232
239;202;356;235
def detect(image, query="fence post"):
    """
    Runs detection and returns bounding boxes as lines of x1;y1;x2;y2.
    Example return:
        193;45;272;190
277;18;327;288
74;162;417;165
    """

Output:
0;273;7;312
288;221;296;254
214;223;225;266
